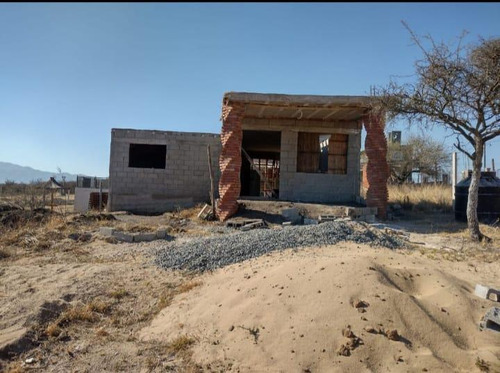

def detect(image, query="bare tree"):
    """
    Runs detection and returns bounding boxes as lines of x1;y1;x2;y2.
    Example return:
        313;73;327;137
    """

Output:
388;134;450;185
376;23;500;241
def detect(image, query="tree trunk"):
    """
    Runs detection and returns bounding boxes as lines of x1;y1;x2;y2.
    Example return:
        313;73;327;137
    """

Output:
466;139;483;241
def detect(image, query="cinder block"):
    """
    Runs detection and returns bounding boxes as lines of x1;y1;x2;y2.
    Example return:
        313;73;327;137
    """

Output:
282;208;301;223
113;231;134;243
99;227;116;237
133;233;157;242
303;218;318;225
475;284;500;301
360;215;376;223
479;307;500;333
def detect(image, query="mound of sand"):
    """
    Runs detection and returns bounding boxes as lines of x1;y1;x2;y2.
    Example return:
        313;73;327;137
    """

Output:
140;243;500;372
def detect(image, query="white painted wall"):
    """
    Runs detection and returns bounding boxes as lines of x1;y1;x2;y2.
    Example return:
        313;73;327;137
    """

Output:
74;187;109;212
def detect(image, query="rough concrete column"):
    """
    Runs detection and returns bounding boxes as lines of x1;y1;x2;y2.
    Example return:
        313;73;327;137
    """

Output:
363;111;389;219
217;101;244;221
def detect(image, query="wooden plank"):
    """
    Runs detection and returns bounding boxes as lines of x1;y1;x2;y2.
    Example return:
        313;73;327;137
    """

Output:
297;132;320;173
306;108;324;119
241;148;277;198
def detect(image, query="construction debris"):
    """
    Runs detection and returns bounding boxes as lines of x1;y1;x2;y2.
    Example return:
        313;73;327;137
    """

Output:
240;219;266;231
226;219;266;231
317;207;377;224
475;284;500;302
197;204;213;220
479;307;500;333
303;218;318;225
318;215;340;223
281;208;302;224
99;227;171;243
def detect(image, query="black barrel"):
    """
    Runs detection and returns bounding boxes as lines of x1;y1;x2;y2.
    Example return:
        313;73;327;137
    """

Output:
454;171;500;222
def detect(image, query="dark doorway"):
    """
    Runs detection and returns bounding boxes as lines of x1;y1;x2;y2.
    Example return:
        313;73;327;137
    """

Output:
240;130;281;197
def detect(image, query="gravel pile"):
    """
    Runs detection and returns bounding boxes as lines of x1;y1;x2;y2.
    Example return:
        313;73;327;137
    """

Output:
154;221;407;272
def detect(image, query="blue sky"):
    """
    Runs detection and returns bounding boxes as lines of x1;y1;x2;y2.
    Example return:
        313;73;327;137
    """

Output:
0;3;499;177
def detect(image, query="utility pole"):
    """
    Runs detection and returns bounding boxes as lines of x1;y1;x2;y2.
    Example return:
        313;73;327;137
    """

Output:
98;179;102;213
452;152;457;209
207;145;216;219
483;144;486;171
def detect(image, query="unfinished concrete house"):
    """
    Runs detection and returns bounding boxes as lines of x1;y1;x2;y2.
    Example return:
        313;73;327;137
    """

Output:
108;129;221;213
107;92;389;221
217;92;389;221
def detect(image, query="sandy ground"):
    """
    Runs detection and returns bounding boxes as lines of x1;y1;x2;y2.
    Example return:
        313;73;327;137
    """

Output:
140;243;500;372
1;203;499;372
0;238;191;372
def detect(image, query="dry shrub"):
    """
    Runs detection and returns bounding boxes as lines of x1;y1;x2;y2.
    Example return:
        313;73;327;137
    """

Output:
95;327;110;337
388;184;452;212
87;299;112;314
109;289;130;300
57;300;110;325
476;357;490;372
0;247;11;259
178;280;203;294
45;322;62;337
167;335;196;355
479;223;500;241
157;293;174;312
59;304;97;324
4;361;24;373
172;204;205;220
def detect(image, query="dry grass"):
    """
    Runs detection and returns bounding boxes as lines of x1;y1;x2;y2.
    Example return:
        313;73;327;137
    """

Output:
4;361;24;373
388;183;452;212
178;280;203;294
109;289;130;300
45;322;62;337
476;357;491;372
95;327;110;337
87;299;112;314
56;299;111;327
167;335;196;355
0;247;11;259
58;304;98;324
172;203;208;220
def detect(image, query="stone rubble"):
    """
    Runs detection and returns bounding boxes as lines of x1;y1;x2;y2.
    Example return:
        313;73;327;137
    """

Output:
154;221;407;272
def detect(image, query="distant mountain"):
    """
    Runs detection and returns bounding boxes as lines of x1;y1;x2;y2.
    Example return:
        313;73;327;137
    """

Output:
0;162;78;184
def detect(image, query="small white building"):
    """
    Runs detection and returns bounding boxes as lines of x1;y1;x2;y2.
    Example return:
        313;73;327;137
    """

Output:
74;175;109;212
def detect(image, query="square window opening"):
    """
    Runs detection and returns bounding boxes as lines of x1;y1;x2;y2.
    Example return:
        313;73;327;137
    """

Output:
297;132;348;174
128;144;166;169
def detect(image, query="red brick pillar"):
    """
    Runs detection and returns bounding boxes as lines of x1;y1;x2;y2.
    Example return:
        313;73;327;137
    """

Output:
361;163;369;191
363;111;389;219
217;101;244;221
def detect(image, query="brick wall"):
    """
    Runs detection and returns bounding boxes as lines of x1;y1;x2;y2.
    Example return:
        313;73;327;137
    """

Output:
363;112;389;219
217;102;244;221
108;129;221;213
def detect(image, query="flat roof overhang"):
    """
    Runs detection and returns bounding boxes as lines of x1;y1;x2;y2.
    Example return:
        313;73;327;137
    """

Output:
223;92;374;122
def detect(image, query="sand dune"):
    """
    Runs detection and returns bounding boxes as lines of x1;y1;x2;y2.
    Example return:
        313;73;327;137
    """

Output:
141;243;500;372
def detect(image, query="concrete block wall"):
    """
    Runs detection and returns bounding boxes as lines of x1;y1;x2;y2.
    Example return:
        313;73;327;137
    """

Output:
279;130;361;203
108;129;221;213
